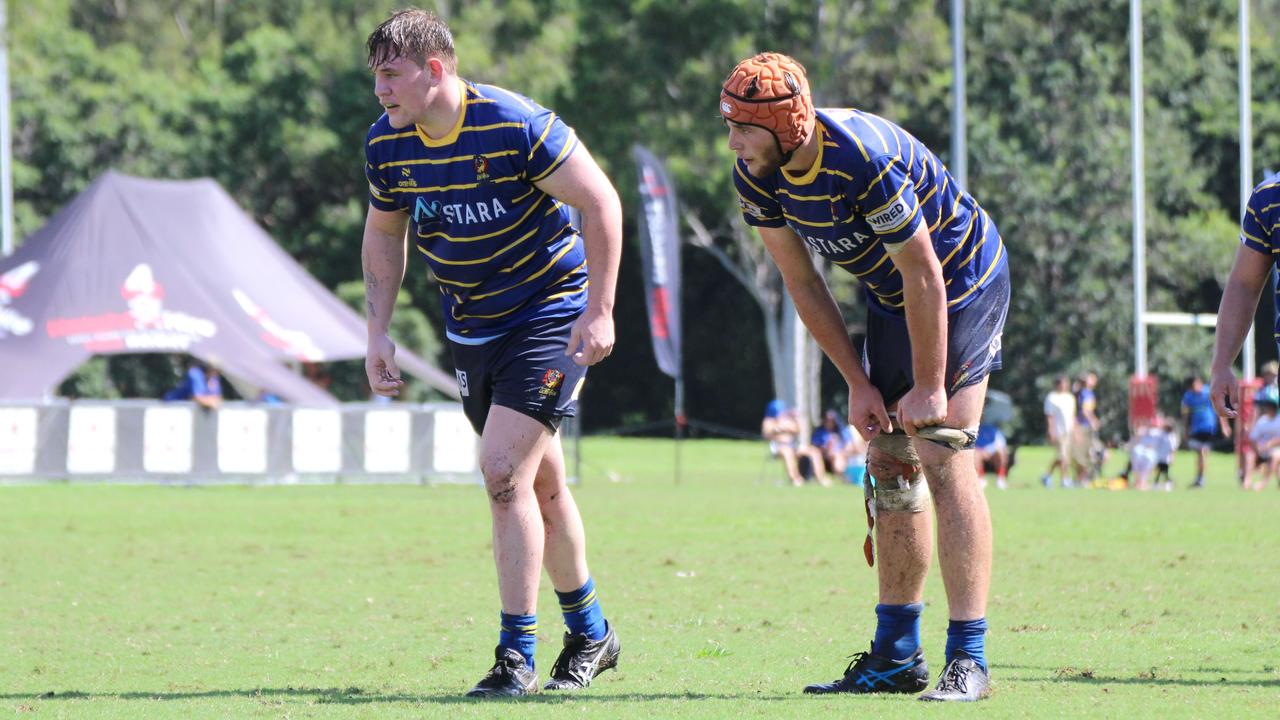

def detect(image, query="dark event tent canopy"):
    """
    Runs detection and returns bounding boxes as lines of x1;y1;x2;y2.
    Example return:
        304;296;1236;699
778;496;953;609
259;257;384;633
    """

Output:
0;171;456;404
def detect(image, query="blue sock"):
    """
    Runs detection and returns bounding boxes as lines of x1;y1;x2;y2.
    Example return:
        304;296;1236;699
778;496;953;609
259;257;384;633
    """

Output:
946;617;988;670
556;577;607;641
499;611;537;670
872;603;923;660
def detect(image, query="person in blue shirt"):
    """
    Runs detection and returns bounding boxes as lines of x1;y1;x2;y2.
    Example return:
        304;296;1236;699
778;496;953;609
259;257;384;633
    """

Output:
359;9;621;698
1182;375;1227;488
973;423;1008;490
811;408;853;478
721;52;1008;701
162;358;222;410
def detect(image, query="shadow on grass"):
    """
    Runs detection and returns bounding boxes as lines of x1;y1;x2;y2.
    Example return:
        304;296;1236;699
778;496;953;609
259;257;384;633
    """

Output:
0;687;797;705
998;664;1280;689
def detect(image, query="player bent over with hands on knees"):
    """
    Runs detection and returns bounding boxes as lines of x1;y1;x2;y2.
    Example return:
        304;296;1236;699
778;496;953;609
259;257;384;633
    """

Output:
361;9;622;698
720;52;1009;701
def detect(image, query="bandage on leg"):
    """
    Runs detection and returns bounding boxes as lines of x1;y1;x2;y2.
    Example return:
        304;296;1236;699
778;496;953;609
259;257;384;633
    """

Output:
862;433;931;567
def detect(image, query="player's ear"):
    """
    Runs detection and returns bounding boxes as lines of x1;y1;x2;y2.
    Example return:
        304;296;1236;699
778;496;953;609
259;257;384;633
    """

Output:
427;56;448;82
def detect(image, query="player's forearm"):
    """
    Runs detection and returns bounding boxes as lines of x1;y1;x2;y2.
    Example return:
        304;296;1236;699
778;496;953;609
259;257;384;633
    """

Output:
577;187;623;315
785;273;868;389
1211;271;1266;374
361;224;407;336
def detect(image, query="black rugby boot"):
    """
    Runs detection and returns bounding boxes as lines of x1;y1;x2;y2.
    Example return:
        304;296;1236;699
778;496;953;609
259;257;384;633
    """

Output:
465;646;538;698
918;651;991;702
803;644;929;695
543;623;620;690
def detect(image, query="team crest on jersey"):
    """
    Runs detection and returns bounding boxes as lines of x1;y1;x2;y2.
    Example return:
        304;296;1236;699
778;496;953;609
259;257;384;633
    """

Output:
397;166;418;188
538;368;565;398
474;155;491;184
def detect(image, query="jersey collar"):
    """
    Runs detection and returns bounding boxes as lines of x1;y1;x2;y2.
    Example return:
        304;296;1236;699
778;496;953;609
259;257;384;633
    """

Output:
780;122;825;186
415;79;469;148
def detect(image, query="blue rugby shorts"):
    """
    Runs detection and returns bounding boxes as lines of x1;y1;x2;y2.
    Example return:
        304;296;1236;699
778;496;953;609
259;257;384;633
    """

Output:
447;313;587;435
862;263;1009;408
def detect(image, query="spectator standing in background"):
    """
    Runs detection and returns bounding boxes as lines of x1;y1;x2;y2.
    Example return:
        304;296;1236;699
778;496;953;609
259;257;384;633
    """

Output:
1042;375;1076;488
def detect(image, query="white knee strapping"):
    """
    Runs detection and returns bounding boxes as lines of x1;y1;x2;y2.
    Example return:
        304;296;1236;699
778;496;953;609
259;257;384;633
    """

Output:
867;432;931;513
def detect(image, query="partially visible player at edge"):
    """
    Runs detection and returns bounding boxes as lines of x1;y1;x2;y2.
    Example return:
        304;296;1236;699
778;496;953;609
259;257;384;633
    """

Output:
1211;173;1280;422
721;52;1009;702
360;8;622;698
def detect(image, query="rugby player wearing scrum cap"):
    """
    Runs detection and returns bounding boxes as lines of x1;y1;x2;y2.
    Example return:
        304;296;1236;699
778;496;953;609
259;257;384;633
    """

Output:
721;52;1009;702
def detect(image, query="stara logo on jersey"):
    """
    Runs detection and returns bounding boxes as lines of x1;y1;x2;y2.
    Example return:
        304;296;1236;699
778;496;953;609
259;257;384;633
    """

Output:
413;197;443;226
538;368;565;398
474;155;491;184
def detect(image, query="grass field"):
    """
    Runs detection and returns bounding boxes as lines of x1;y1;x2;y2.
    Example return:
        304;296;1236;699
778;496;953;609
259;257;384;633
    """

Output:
1;438;1277;719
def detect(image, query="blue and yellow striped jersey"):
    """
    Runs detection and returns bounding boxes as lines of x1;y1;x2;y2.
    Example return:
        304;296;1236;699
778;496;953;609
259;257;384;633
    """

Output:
365;80;584;343
734;108;1006;315
1240;172;1280;343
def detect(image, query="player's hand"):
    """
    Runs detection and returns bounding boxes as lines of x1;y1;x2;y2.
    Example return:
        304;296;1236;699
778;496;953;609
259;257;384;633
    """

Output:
848;382;892;441
898;384;947;436
365;333;404;397
565;307;615;366
1209;366;1239;419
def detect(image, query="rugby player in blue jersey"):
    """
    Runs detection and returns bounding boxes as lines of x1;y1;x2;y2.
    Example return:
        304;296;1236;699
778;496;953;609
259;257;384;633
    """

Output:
1211;173;1280;425
720;53;1009;702
360;9;621;698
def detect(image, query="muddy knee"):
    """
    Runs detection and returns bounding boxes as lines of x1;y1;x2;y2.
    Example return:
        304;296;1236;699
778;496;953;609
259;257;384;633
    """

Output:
481;456;519;504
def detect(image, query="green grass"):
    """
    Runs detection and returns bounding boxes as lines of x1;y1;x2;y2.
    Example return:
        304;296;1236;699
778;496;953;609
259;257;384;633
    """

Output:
1;438;1277;718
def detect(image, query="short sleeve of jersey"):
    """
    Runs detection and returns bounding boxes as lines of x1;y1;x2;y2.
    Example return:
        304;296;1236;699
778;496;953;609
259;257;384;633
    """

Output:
364;127;399;213
733;161;785;228
521;106;578;183
858;155;924;245
1241;180;1278;256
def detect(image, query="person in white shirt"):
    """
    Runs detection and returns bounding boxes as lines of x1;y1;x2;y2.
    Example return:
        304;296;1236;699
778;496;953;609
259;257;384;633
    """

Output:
1246;398;1280;490
1041;375;1077;488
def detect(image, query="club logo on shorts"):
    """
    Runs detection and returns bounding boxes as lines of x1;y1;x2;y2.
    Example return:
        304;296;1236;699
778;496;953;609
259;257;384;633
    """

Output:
538;369;564;398
456;369;469;397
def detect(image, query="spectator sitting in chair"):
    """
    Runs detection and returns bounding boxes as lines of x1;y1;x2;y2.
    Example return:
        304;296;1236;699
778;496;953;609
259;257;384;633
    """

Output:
163;358;223;411
974;423;1009;490
811;409;853;478
762;400;829;487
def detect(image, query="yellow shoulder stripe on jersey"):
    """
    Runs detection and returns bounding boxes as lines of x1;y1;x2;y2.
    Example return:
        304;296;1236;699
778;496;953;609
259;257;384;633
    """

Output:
822;167;854;181
473;83;536;112
1243;230;1270;247
369;184;392;203
378;150;519;170
856;157;903;201
368;130;418;146
528;113;560;162
530;135;578;183
1259;202;1280;214
866;177;914;217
